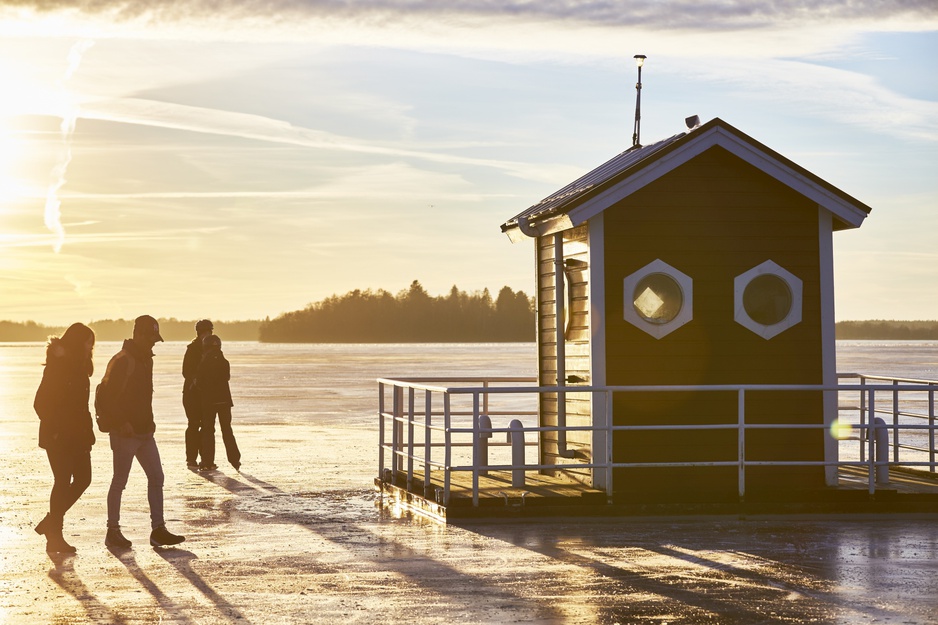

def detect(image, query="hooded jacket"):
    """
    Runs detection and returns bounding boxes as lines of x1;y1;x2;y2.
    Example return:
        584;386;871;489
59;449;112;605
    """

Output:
34;338;95;451
196;348;233;408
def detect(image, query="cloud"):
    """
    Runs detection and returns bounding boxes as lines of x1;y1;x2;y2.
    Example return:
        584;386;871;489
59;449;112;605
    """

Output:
6;0;938;31
78;96;585;183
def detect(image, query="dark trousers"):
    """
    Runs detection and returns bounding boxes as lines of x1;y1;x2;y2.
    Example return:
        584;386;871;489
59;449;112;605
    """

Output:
200;404;241;467
183;389;202;464
46;446;92;521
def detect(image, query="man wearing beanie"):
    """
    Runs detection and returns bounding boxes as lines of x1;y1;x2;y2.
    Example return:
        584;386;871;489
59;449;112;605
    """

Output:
102;315;185;549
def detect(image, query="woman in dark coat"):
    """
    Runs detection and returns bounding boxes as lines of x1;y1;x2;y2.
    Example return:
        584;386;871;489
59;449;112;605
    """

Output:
33;322;96;553
196;334;240;471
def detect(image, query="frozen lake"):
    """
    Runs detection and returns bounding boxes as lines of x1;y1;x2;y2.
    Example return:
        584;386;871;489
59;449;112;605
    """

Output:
1;341;937;623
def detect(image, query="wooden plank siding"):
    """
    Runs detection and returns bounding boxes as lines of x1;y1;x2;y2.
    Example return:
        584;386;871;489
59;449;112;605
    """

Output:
537;226;593;481
603;145;825;502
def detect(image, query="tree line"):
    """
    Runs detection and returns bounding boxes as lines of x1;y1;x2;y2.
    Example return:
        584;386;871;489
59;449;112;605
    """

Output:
3;295;935;343
257;281;535;342
0;319;260;342
834;320;938;340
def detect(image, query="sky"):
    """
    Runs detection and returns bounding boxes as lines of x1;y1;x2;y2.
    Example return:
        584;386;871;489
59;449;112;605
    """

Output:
0;1;936;326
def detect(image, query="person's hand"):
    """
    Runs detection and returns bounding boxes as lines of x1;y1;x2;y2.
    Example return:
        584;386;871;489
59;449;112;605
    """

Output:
118;422;134;437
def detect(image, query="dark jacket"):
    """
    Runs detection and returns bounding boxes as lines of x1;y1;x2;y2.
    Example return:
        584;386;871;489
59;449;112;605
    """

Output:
34;339;95;451
102;339;156;435
182;337;203;394
196;350;233;408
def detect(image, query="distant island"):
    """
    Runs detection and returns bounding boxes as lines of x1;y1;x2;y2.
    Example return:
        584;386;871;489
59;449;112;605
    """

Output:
2;284;935;342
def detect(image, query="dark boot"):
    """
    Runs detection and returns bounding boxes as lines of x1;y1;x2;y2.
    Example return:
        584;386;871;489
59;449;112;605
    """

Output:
105;527;132;549
35;513;51;536
44;517;76;553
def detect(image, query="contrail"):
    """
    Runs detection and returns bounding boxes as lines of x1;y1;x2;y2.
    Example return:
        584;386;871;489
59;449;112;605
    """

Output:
44;39;94;253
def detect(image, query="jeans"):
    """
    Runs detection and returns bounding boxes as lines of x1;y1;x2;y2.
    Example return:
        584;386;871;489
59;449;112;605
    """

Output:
107;433;164;530
200;404;241;467
46;446;92;521
183;390;202;464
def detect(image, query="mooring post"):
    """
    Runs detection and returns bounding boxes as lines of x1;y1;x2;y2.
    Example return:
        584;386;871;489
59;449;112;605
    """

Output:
873;417;890;484
507;419;525;487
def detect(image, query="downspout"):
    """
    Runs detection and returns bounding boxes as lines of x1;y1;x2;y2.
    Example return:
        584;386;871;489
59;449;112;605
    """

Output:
554;233;575;459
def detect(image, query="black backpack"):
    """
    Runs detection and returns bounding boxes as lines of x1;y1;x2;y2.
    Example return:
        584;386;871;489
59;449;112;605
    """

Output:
94;350;135;433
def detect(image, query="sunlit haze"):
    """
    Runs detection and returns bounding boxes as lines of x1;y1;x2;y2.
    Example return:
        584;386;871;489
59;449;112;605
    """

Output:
1;1;936;325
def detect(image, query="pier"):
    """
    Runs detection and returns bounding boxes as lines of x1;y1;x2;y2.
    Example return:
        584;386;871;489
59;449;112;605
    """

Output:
376;374;938;521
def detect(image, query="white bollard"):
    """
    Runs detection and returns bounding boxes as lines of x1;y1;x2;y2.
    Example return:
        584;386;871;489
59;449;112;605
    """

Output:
507;419;525;487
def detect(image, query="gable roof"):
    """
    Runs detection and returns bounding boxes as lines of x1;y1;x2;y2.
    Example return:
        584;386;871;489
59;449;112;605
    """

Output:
501;117;872;242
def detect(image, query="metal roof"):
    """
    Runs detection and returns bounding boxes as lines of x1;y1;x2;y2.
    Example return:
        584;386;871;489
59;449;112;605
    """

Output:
501;132;686;232
500;117;873;236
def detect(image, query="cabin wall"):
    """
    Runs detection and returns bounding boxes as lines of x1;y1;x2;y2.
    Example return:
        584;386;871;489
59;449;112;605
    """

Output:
537;226;593;479
603;145;825;502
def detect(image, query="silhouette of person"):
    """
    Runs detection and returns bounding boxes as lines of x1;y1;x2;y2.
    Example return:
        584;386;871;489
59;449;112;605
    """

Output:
196;334;241;471
33;322;96;553
182;319;213;468
102;315;185;549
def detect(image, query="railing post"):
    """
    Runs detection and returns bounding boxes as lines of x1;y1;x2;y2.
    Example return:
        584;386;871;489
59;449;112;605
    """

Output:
407;387;415;491
393;385;403;477
508;419;526;487
859;376;867;463
738;389;746;499
472;391;481;507
929;384;936;473
443;392;452;506
892;380;900;463
873;417;890;485
378;382;385;481
867;389;876;494
424;390;433;493
606;390;614;497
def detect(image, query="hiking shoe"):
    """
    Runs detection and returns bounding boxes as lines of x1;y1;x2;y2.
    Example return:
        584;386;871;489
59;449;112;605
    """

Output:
105;528;132;549
150;525;185;547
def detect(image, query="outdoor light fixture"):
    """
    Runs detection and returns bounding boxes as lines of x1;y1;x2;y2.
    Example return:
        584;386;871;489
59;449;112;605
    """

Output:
632;54;647;147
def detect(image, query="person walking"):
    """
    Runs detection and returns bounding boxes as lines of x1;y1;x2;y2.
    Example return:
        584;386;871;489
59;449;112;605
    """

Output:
102;315;185;549
33;323;96;553
183;319;213;468
196;335;241;471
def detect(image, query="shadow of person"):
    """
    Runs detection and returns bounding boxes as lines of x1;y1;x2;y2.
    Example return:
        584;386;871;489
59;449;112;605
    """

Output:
107;545;196;625
196;469;283;495
48;552;129;624
155;548;252;623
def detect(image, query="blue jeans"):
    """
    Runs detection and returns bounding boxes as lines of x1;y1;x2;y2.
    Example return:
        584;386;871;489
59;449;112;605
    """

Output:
107;433;164;530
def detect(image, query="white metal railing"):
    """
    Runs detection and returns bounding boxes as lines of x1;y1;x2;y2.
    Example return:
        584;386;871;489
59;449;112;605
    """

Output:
377;375;938;507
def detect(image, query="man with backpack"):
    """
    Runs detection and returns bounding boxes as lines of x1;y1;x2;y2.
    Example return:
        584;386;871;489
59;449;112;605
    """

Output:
99;315;185;549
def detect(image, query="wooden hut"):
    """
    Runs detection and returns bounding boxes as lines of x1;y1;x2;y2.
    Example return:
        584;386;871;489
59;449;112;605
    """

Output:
500;117;872;503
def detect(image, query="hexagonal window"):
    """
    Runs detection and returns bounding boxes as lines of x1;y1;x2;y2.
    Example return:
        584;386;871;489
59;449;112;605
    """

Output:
623;259;693;339
734;261;802;339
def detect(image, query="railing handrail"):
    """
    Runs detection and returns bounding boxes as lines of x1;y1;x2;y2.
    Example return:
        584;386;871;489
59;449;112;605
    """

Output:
377;373;938;507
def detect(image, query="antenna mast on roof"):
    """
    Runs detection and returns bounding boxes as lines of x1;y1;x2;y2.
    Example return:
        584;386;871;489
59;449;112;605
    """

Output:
632;54;646;148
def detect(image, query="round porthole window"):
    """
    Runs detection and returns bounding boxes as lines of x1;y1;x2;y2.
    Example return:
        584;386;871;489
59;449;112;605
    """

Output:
734;261;802;339
623;260;693;339
742;274;792;326
633;273;683;325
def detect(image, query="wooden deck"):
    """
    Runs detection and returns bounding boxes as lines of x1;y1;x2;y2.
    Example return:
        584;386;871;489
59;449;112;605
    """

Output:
376;466;938;522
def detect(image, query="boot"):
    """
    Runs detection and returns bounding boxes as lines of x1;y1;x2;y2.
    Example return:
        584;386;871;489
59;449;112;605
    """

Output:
105;527;132;549
150;525;185;547
44;517;76;554
35;513;50;536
